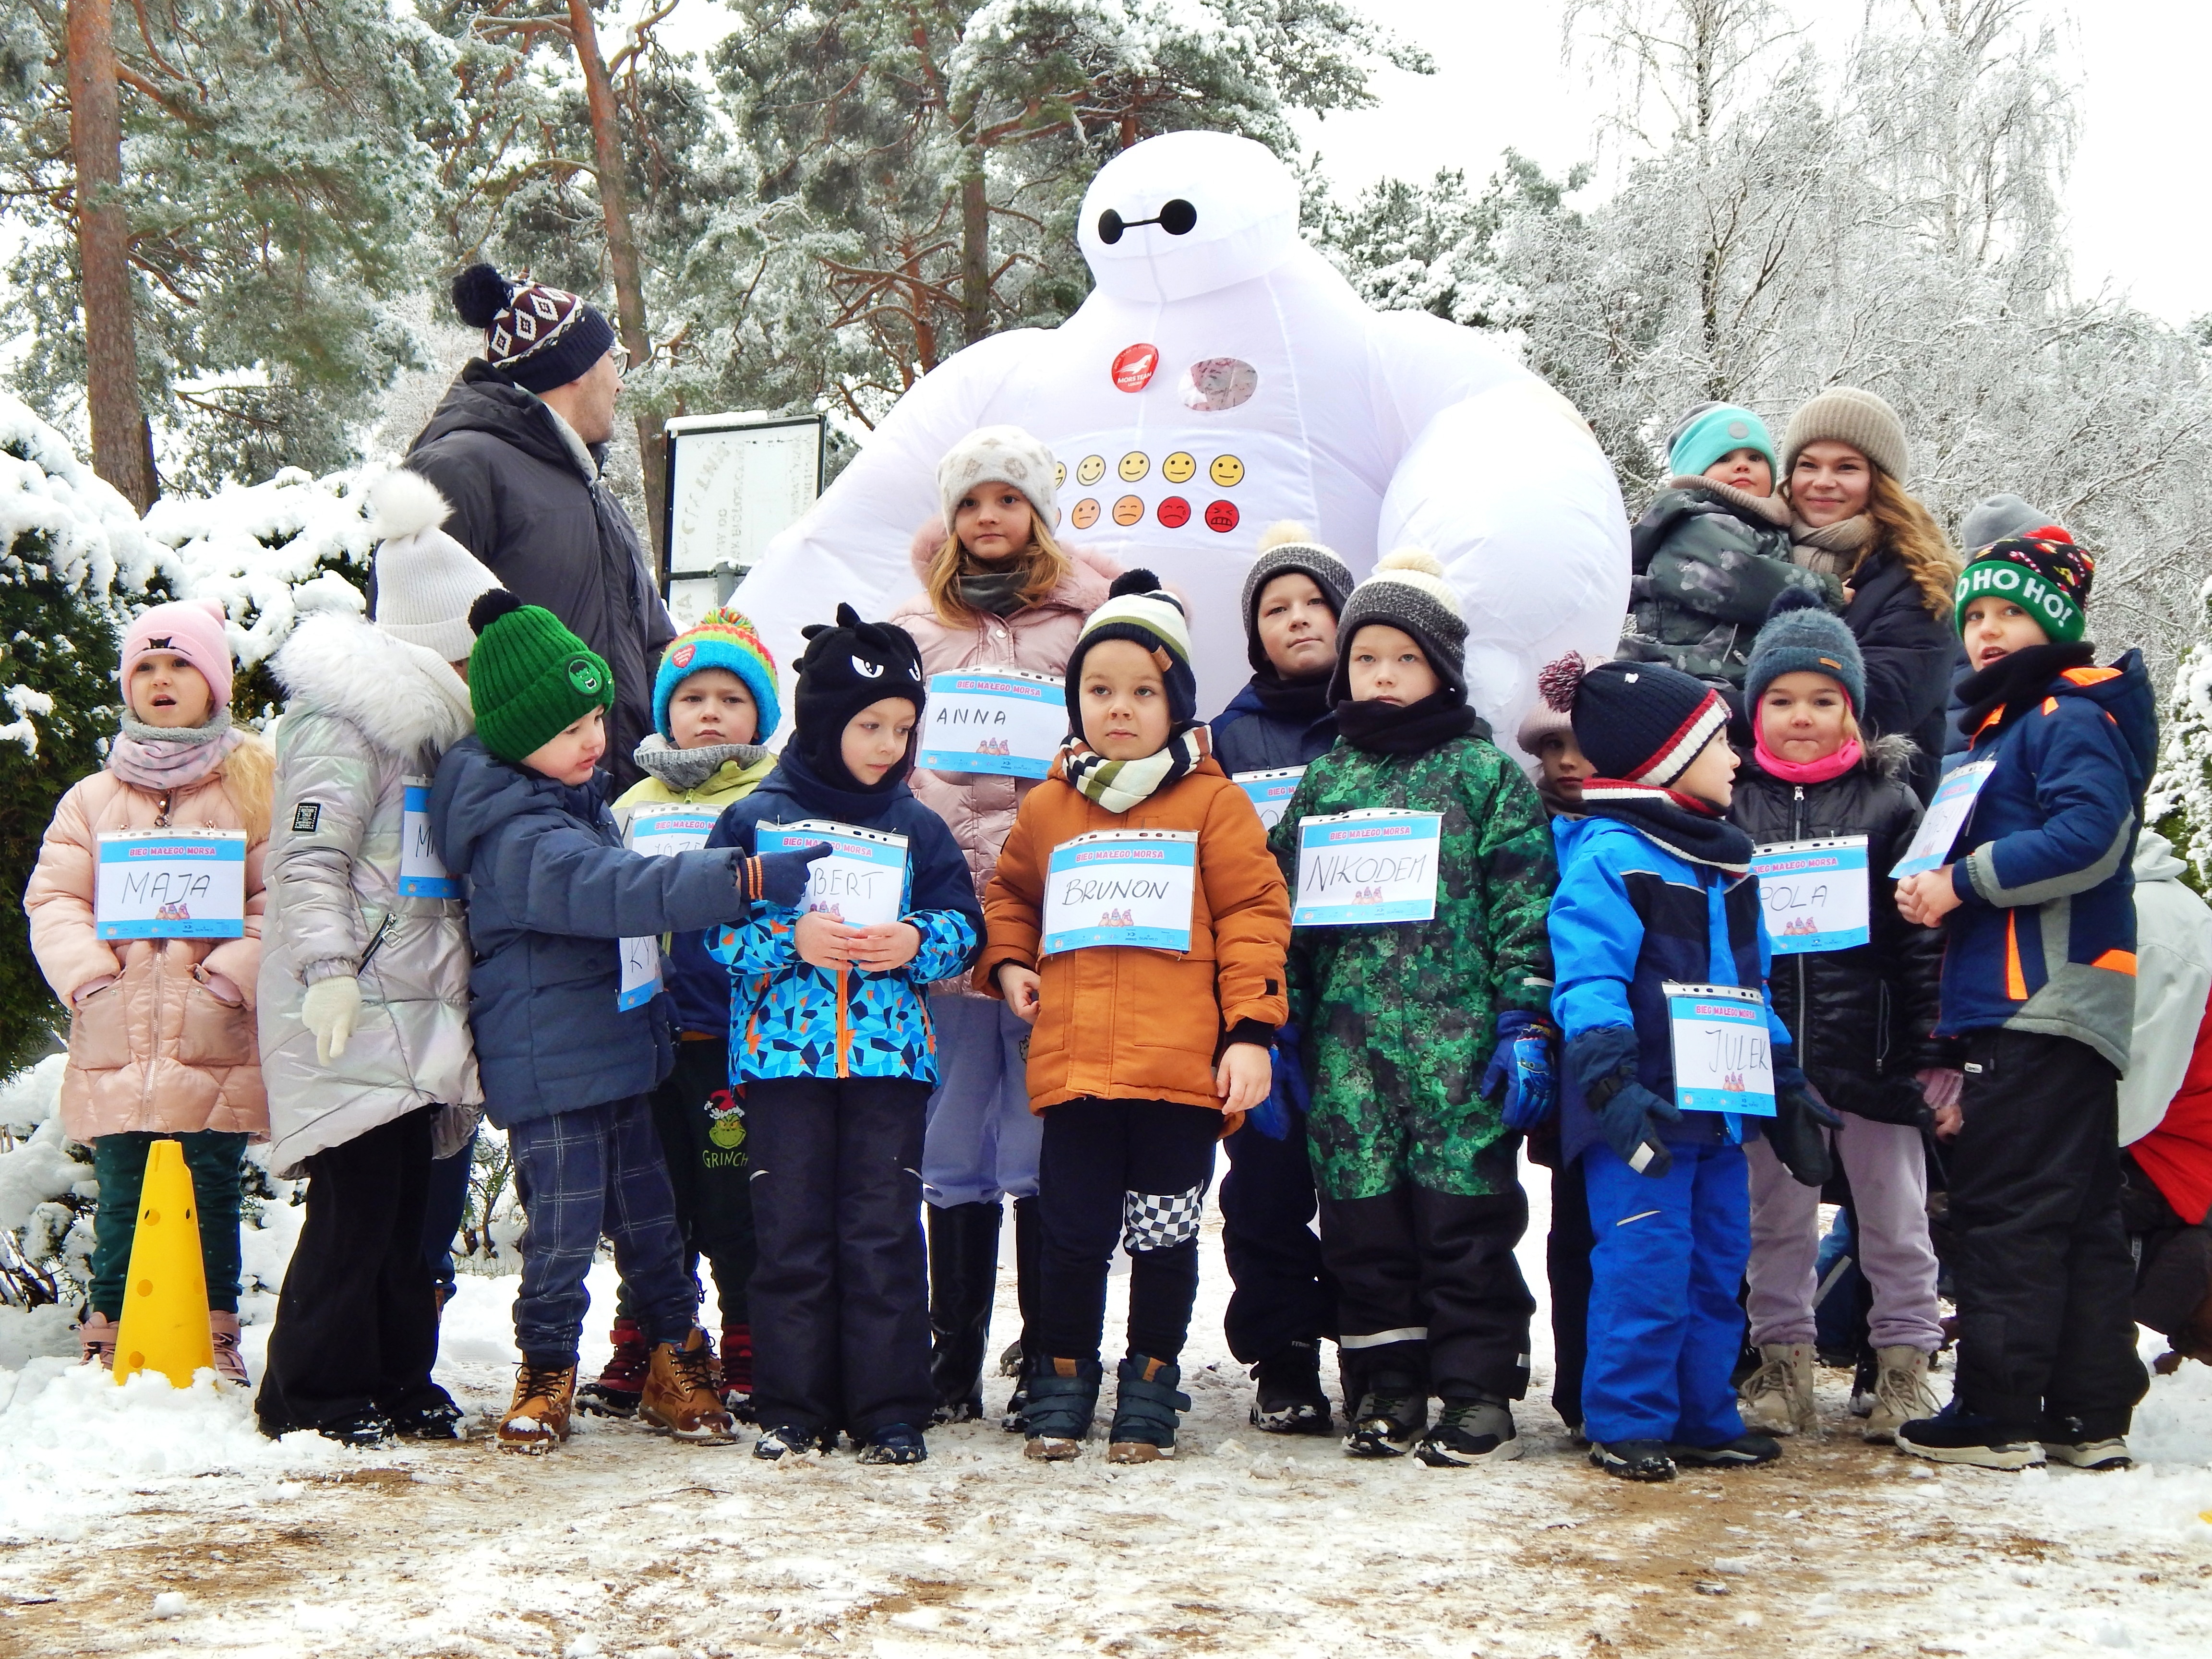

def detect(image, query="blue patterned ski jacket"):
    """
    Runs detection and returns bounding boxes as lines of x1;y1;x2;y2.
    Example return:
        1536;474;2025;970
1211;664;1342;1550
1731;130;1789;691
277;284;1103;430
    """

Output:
706;749;981;1083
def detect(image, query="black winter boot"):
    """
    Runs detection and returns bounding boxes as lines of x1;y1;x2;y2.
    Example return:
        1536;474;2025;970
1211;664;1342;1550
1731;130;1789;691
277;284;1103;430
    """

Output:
1107;1355;1192;1463
1250;1340;1333;1435
1022;1356;1103;1461
1344;1371;1428;1458
926;1201;1001;1424
1001;1196;1043;1432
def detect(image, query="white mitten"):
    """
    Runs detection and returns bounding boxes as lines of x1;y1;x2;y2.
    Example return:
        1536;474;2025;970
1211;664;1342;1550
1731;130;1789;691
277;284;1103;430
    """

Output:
301;974;362;1067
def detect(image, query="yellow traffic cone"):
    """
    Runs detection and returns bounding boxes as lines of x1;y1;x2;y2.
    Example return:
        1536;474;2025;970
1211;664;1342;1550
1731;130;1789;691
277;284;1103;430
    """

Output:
112;1139;215;1388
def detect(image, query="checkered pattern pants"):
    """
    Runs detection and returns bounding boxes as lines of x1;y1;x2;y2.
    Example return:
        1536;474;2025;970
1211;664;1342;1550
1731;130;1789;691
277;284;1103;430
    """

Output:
508;1094;697;1366
1034;1098;1220;1365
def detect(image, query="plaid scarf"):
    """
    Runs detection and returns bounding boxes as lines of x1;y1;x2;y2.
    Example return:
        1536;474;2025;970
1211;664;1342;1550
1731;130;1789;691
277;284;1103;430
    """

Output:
1058;724;1209;814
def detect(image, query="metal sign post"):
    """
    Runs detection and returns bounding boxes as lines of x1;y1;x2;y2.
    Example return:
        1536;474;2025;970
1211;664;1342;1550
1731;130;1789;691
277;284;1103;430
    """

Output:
660;412;826;625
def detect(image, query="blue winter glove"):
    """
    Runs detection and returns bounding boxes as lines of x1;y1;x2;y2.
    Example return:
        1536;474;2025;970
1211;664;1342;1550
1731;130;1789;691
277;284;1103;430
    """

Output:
1481;1010;1558;1130
1767;1060;1842;1188
745;841;832;909
1244;1024;1309;1141
1567;1025;1682;1179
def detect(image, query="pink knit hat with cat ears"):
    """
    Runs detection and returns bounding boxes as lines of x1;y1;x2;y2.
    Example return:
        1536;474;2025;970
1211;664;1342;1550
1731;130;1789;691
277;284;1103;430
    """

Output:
121;599;233;711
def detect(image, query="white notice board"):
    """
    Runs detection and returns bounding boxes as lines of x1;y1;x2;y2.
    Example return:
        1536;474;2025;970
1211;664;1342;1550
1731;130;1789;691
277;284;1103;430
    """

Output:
661;414;826;627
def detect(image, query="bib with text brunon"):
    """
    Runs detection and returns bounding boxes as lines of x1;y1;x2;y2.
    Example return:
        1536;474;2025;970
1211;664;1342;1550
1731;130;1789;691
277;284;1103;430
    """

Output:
757;820;910;929
1042;830;1197;953
1890;760;1996;878
1231;767;1304;832
1751;836;1870;955
1290;809;1443;926
613;805;725;1011
96;830;248;940
1663;982;1777;1118
398;779;459;900
916;669;1067;780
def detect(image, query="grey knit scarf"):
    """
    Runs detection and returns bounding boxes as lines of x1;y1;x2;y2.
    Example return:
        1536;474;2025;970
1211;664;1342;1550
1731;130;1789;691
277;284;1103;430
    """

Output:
1789;514;1874;581
632;732;769;793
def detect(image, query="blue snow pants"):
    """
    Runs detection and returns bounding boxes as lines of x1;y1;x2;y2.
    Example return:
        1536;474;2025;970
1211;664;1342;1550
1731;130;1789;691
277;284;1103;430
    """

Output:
1582;1140;1751;1448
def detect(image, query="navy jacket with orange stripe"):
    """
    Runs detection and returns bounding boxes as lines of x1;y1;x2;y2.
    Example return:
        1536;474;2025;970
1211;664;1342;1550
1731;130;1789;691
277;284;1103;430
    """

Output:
1935;652;2156;1071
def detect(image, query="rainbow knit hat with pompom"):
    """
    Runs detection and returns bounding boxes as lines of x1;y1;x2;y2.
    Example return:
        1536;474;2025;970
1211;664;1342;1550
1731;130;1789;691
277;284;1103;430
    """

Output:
651;608;781;741
1326;547;1469;704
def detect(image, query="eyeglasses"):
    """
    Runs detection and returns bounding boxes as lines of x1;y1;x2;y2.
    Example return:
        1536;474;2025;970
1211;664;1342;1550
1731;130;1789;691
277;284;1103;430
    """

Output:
609;344;631;376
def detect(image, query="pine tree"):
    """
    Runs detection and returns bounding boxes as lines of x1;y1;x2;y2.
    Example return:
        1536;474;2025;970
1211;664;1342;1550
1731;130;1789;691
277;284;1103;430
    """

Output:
2149;575;2212;898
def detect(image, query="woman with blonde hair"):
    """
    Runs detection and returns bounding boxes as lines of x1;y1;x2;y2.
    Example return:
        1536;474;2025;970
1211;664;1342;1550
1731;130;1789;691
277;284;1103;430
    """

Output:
886;426;1123;1429
1780;387;1961;799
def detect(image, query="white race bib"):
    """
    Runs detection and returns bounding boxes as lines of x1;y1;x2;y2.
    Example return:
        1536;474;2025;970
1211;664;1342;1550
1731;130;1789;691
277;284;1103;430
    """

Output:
1664;982;1777;1118
1042;830;1198;953
1290;810;1443;926
626;805;718;858
398;778;458;899
915;669;1067;779
616;933;663;1011
757;820;910;928
95;830;248;940
1231;767;1304;832
1891;761;1996;878
1753;836;1871;955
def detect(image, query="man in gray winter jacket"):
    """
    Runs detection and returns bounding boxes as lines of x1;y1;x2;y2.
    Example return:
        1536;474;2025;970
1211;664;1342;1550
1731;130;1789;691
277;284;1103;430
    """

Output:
401;263;673;793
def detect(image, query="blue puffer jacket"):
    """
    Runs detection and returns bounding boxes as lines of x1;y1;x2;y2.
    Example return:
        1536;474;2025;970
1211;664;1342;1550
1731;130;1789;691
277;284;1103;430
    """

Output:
1210;680;1336;775
429;736;758;1128
1549;813;1791;1166
707;748;981;1084
1937;651;2157;1071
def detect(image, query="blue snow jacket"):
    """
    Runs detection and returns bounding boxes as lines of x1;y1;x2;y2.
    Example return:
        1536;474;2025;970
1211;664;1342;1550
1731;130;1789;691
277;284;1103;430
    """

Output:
1210;680;1337;776
428;736;759;1129
707;747;981;1084
1937;650;2157;1071
1549;812;1792;1167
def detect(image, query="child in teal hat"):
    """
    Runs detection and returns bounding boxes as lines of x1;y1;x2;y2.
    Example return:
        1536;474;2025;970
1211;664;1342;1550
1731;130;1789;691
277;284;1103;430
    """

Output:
1625;400;1834;689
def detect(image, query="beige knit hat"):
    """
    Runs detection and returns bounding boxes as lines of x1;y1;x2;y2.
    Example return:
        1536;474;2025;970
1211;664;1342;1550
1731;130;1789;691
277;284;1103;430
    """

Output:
1780;386;1909;481
937;425;1059;530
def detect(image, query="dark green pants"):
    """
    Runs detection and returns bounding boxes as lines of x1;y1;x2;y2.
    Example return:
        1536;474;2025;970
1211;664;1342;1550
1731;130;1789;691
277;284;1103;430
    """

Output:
90;1131;251;1318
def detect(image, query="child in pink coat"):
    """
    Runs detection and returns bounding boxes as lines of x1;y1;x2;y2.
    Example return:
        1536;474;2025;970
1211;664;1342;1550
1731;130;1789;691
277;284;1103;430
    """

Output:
25;599;274;1382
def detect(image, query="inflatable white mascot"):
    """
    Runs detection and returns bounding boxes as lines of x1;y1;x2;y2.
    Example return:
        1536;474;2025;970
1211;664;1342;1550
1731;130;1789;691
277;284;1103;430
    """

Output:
735;129;1629;734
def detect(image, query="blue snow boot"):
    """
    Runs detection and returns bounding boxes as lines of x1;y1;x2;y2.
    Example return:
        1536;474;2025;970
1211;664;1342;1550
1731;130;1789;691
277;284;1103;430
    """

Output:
1107;1354;1192;1464
1022;1356;1103;1461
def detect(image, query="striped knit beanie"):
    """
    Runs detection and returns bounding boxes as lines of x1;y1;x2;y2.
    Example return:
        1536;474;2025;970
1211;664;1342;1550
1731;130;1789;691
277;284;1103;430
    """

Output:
1066;569;1197;726
653;608;781;741
1954;528;2094;644
1568;659;1730;789
1326;547;1469;705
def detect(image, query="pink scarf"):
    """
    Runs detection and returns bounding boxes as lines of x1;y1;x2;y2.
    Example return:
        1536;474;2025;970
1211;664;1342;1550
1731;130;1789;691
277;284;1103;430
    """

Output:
107;713;243;795
1754;734;1861;785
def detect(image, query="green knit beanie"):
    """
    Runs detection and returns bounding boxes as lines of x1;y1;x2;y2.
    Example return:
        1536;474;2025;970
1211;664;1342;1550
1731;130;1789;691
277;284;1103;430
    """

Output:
466;589;616;761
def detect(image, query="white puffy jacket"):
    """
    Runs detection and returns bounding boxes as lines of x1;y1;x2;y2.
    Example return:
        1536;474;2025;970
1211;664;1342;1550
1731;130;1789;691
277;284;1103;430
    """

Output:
2120;829;2212;1145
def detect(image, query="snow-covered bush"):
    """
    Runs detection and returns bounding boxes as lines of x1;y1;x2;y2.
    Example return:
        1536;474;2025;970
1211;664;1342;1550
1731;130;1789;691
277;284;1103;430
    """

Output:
2148;575;2212;897
0;1058;95;1309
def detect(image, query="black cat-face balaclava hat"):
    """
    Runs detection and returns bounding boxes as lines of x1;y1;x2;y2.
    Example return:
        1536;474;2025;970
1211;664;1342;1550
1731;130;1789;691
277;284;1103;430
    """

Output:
791;602;929;791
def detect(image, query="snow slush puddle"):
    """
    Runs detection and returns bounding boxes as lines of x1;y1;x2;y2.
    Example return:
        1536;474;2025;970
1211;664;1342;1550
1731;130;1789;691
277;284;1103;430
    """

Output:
0;1187;2206;1656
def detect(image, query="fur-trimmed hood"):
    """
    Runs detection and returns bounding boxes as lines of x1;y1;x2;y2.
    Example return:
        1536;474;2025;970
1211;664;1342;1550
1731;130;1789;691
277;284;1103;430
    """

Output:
272;610;474;758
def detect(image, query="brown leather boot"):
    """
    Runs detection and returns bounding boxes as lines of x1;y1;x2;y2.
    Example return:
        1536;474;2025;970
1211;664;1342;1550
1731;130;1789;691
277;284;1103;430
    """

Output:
498;1361;578;1454
639;1328;737;1443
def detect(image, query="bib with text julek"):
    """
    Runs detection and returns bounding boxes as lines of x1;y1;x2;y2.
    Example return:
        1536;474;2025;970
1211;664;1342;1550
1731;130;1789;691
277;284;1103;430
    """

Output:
758;821;911;929
916;670;1067;780
613;805;725;1011
96;830;248;940
1663;983;1777;1118
1290;810;1443;926
1042;830;1198;954
1752;836;1870;955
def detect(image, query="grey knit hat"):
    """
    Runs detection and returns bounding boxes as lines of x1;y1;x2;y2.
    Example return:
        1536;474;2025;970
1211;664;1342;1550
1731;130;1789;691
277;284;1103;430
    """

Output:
1238;520;1354;675
1959;493;2051;553
937;425;1058;531
1781;386;1909;482
1745;589;1865;714
1326;547;1468;703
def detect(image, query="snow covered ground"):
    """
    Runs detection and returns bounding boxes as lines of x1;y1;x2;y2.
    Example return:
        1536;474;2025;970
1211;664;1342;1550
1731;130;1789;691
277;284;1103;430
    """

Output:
0;1161;2207;1658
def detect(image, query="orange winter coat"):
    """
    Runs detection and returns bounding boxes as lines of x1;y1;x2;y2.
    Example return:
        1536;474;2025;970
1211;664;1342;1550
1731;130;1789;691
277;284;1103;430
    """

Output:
24;760;272;1142
978;753;1290;1117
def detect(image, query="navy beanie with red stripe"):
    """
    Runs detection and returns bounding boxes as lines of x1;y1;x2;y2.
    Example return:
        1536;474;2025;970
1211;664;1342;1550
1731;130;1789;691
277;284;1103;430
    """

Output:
1569;659;1730;788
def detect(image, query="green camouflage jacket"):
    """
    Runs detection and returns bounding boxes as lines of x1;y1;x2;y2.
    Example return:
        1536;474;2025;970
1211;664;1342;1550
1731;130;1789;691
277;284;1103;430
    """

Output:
1269;733;1557;1200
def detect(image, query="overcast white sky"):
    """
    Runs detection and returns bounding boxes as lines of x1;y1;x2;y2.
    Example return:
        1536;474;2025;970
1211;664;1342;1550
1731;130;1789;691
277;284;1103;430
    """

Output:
1284;0;2212;325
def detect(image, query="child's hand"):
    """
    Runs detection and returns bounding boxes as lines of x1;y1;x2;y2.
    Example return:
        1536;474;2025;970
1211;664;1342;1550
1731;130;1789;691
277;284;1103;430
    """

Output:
1895;867;1962;926
848;922;921;974
997;963;1042;1023
1216;1041;1273;1114
1932;1099;1964;1141
794;910;863;971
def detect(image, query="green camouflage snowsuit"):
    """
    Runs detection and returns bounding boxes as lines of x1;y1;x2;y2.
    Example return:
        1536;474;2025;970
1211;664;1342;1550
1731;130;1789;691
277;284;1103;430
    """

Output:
1625;482;1838;684
1269;733;1556;1202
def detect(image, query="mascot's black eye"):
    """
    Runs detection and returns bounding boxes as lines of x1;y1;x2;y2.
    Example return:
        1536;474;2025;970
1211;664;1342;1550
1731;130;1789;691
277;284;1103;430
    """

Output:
1097;208;1125;245
1158;198;1197;236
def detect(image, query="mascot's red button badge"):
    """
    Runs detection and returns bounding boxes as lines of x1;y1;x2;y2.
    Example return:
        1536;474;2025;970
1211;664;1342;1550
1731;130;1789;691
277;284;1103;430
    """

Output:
1111;343;1159;393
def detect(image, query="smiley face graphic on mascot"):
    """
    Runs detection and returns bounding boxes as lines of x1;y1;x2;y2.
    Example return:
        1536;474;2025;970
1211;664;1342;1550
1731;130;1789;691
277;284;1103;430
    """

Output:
734;130;1629;733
